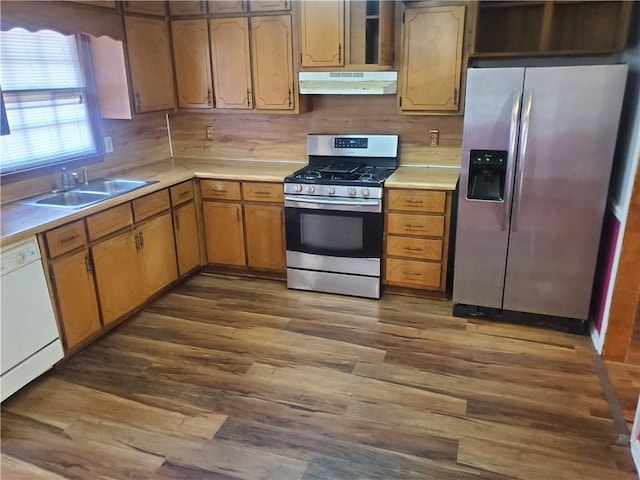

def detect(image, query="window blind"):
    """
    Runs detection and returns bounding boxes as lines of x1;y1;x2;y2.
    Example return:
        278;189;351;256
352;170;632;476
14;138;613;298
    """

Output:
0;29;98;174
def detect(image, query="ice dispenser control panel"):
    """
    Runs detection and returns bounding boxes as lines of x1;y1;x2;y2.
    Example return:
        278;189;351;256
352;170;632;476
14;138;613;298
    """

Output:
467;150;507;201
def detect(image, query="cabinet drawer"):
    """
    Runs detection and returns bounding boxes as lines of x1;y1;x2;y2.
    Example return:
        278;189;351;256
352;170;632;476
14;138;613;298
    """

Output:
170;181;194;206
86;203;133;241
387;189;446;213
201;180;241;200
386;236;442;261
385;258;441;288
242;182;284;203
386;213;444;237
132;189;170;222
45;220;87;258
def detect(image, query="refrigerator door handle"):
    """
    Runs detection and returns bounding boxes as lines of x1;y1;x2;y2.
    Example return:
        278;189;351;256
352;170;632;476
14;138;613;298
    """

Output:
503;89;523;231
512;89;533;233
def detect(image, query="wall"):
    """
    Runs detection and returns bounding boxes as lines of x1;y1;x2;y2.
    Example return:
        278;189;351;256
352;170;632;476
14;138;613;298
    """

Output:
168;95;463;166
0;1;171;204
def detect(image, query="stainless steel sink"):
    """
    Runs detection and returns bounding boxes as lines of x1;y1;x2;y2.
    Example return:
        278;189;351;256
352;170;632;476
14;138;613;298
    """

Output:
77;178;154;195
18;178;158;209
22;191;111;209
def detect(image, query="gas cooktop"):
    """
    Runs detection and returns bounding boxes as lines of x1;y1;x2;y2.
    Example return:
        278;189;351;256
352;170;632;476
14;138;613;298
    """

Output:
286;163;396;186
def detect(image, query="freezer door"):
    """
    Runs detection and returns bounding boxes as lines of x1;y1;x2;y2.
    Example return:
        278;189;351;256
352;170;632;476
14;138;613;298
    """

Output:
503;65;627;319
453;68;524;308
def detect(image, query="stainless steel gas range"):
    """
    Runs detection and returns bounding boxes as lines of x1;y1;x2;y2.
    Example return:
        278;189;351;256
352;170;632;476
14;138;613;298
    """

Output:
284;134;399;299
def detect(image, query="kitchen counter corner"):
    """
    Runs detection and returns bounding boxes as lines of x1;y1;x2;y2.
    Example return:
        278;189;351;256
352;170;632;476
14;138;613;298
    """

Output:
385;166;460;190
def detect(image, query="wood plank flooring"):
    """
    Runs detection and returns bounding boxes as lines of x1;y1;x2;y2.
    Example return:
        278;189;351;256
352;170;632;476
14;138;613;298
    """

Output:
2;273;637;479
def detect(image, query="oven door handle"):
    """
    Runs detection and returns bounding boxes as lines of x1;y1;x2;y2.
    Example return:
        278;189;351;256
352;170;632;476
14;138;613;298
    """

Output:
285;196;381;212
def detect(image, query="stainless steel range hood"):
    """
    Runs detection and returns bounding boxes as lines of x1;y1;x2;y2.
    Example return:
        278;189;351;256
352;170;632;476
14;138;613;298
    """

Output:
298;71;398;95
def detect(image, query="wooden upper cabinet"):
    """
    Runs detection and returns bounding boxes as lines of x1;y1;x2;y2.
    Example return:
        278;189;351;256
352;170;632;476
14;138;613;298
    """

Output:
251;15;294;110
169;0;207;16
300;0;344;67
138;212;178;298
210;17;252;109
208;0;247;14
172;19;213;109
121;1;166;16
400;5;465;112
250;0;290;12
124;16;176;113
203;201;246;266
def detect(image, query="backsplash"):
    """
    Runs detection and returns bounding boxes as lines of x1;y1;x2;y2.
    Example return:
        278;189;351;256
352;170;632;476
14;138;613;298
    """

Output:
169;95;463;166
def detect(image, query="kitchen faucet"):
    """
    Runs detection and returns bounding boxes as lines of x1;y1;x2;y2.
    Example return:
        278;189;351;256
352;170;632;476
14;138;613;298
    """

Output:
53;166;89;193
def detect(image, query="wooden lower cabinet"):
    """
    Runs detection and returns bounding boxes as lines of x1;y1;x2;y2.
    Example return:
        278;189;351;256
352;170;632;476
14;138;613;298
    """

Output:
92;230;143;325
139;212;179;297
49;250;101;349
203;201;246;266
173;202;201;276
244;203;285;271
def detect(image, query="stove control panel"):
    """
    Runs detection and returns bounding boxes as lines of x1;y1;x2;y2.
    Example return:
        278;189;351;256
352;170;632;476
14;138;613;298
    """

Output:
334;137;368;149
284;184;383;199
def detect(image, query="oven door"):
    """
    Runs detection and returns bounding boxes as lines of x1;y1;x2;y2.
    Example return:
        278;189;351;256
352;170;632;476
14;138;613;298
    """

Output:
284;196;383;258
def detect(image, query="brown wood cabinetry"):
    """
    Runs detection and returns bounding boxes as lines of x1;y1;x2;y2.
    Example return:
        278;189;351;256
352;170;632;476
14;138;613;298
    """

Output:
121;1;166;16
384;188;452;296
208;0;247;14
138;212;179;297
400;5;465;112
300;0;344;67
251;0;289;12
201;180;285;273
171;180;201;276
251;15;295;111
169;0;207;16
172;19;213;109
210;17;253;109
124;16;175;113
474;1;632;57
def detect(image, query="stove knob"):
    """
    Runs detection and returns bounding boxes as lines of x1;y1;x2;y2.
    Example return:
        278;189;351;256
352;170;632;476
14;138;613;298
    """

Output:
306;185;315;194
348;187;357;196
362;188;370;197
294;184;303;193
327;186;336;195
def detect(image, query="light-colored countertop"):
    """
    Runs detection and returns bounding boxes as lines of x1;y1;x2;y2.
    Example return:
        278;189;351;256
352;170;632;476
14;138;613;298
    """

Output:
385;166;460;190
1;157;459;246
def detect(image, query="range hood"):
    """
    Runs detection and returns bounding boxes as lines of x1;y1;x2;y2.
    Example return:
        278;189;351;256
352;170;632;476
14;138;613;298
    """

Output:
298;71;398;95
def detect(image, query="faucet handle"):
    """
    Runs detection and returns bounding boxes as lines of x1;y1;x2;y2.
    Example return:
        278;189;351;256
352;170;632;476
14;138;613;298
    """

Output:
71;172;79;185
82;166;89;185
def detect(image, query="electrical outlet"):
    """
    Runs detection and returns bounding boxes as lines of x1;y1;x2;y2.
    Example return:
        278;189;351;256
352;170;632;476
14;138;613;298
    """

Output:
429;129;439;147
104;136;114;153
205;126;213;140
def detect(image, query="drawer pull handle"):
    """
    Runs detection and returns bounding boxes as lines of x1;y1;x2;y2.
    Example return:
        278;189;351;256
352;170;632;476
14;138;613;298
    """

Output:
404;247;423;251
179;190;190;198
60;234;80;243
405;271;422;276
406;224;424;228
406;199;423;204
254;191;271;195
213;188;227;193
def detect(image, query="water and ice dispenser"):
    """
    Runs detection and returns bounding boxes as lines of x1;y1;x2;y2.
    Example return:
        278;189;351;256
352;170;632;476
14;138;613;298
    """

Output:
467;150;507;201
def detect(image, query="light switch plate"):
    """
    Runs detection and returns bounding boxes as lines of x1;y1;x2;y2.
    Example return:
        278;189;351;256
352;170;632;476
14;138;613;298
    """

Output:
104;136;114;153
205;126;213;140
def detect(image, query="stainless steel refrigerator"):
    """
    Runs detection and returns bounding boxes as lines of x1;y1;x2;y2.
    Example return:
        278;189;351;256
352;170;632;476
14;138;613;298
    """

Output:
453;65;627;325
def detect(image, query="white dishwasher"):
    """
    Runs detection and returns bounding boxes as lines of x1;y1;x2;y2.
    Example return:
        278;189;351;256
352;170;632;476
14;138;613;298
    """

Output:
1;237;64;401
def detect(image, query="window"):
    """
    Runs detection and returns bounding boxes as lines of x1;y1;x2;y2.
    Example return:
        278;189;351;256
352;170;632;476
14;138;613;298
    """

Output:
0;28;102;176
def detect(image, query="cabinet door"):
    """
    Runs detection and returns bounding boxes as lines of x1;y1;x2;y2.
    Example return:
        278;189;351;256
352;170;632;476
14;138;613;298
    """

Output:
300;0;344;67
208;0;247;14
174;202;201;276
124;16;176;113
139;212;178;298
251;15;294;110
92;230;143;325
50;250;101;350
172;19;213;109
122;1;166;15
203;202;246;266
210;17;253;109
400;6;465;111
169;1;206;15
250;0;289;12
244;204;285;271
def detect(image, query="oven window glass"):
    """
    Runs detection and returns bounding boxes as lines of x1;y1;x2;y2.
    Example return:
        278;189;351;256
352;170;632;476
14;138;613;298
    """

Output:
300;213;363;251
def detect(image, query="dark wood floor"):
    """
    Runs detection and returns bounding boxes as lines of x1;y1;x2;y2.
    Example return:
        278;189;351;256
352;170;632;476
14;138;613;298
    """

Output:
2;274;637;479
